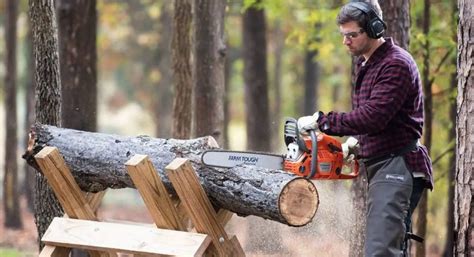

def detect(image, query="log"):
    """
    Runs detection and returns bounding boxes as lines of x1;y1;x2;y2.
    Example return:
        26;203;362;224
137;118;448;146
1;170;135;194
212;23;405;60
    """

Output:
23;123;319;226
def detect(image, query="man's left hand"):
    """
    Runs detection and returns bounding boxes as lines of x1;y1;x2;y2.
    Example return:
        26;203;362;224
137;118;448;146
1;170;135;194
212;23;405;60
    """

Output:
297;112;321;135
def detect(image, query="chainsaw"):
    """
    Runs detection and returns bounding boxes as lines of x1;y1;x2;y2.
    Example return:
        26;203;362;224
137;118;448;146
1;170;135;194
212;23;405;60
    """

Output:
202;118;359;180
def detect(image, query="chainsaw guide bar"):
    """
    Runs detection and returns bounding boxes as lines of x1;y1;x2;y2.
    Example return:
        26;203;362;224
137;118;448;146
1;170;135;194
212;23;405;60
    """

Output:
201;150;285;170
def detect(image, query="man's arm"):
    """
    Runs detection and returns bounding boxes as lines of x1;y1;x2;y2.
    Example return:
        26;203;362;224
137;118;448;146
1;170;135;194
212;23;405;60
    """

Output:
319;61;412;136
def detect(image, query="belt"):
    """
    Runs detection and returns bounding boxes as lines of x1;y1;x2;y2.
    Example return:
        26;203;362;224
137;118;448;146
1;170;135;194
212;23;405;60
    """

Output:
361;140;418;167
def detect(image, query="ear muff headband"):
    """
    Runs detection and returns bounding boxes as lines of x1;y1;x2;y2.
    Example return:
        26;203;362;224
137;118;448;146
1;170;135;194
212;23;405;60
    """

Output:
349;2;386;39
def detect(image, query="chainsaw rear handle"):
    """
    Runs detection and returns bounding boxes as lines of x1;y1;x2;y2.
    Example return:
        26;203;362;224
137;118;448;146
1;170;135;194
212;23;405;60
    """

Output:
338;159;360;179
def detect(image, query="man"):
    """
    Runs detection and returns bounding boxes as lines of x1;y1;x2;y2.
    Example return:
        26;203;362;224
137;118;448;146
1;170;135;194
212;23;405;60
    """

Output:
297;2;433;256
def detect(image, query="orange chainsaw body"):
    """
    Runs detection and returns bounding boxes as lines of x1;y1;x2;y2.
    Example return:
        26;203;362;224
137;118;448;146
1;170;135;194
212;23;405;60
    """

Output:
283;133;359;180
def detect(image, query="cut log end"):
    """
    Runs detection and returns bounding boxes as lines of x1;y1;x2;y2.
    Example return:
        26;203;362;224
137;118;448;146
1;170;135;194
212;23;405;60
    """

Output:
279;178;319;227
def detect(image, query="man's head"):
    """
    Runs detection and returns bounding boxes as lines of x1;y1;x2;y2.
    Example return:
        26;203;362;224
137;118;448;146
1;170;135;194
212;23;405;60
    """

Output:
337;2;386;57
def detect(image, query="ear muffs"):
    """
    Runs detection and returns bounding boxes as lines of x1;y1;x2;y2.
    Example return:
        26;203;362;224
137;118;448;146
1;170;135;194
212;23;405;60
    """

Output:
349;2;387;39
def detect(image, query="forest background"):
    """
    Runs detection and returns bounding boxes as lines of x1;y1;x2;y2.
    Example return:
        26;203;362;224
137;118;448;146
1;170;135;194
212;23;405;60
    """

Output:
0;0;464;256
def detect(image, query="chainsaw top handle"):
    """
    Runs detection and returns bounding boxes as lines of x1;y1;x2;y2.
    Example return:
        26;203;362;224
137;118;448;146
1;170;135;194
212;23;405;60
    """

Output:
308;129;318;179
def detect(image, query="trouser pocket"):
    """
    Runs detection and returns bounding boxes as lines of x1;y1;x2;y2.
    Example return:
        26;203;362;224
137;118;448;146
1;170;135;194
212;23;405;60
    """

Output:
364;156;413;257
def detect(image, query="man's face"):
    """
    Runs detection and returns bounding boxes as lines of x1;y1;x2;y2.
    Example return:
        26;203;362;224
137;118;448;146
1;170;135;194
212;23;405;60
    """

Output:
339;21;371;57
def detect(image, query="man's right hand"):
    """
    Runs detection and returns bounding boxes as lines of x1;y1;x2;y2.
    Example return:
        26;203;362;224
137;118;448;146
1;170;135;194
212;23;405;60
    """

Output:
342;137;359;163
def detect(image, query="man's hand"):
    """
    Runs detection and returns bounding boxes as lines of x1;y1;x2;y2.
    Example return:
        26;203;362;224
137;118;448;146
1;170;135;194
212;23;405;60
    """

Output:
297;112;320;135
342;137;359;163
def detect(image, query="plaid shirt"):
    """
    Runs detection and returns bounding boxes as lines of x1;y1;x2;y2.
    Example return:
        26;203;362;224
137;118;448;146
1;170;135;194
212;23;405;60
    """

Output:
318;38;433;189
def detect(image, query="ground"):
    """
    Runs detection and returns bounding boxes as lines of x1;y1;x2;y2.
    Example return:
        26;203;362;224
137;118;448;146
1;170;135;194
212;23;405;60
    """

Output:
0;187;352;257
0;188;442;257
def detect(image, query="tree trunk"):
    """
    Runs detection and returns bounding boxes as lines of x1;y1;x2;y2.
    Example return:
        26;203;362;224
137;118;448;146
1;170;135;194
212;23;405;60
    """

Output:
243;4;271;152
172;0;193;139
303;48;319;115
242;5;279;254
271;20;283;151
4;0;22;229
454;1;473;255
57;0;97;132
155;2;173;138
223;45;232;149
416;1;432;256
379;0;410;50
24;21;36;212
23;124;319;227
443;3;457;256
349;173;367;257
193;0;226;145
57;2;98;255
443;66;456;257
29;0;64;249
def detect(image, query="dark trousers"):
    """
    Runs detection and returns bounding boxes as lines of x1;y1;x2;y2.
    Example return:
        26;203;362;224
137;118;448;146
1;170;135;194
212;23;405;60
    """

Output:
363;156;426;257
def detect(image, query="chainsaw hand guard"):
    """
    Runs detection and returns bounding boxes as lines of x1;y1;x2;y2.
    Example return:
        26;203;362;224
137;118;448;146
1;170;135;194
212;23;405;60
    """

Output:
284;118;309;153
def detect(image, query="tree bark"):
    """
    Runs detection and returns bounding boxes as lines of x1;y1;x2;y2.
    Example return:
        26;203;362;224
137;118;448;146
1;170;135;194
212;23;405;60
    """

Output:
243;4;271;152
172;0;193;139
29;0;64;249
23;124;319;227
271;20;283;151
57;2;98;255
57;0;97;132
155;2;173;138
416;1;432;256
454;0;473;255
443;3;458;256
443;65;456;257
193;0;226;145
349;173;367;257
24;20;36;212
303;48;319;115
379;0;410;50
4;0;22;229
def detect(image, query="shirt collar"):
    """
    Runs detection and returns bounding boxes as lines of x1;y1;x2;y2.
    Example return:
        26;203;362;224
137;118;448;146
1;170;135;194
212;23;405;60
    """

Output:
357;37;394;67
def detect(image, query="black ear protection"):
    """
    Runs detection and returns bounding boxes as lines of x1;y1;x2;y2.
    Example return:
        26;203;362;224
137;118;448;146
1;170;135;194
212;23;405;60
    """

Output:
349;2;387;39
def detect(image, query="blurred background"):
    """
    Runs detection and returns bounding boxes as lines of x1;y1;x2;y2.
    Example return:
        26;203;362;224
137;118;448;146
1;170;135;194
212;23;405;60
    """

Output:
0;0;458;256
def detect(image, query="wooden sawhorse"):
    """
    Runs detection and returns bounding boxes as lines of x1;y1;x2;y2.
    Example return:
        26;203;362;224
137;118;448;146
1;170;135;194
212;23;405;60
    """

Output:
35;146;244;256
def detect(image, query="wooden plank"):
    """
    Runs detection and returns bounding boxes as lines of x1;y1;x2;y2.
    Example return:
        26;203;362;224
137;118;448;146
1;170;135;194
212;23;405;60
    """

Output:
166;158;244;257
85;191;107;211
228;236;245;257
35;147;109;257
64;191;106;219
39;245;70;257
125;155;185;231
34;146;96;220
42;217;211;257
216;209;234;227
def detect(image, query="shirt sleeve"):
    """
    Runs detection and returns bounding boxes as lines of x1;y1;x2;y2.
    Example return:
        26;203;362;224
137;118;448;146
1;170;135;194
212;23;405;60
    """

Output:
318;61;412;136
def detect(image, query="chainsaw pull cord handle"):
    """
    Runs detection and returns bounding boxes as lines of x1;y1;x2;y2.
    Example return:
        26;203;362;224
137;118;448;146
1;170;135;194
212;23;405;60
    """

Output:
308;130;318;179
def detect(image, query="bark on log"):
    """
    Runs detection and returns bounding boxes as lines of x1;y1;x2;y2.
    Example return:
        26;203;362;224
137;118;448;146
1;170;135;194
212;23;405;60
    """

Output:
23;124;318;226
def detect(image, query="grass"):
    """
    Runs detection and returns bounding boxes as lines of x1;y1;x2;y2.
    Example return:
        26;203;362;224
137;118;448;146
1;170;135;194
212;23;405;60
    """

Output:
0;248;22;257
0;247;36;257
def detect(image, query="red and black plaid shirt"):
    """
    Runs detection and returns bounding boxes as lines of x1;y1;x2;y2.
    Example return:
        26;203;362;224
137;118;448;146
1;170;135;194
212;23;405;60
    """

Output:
318;38;433;189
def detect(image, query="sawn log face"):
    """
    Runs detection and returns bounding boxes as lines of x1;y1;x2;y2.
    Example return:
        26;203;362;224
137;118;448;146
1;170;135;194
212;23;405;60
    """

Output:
24;124;318;226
